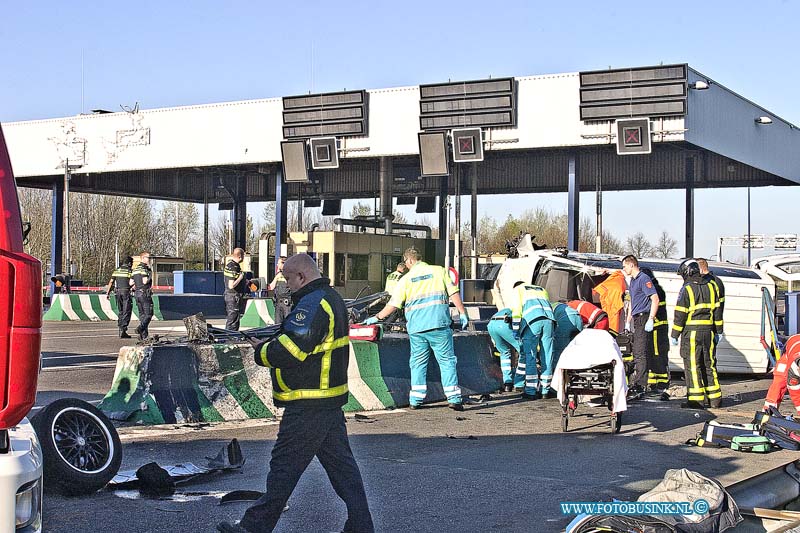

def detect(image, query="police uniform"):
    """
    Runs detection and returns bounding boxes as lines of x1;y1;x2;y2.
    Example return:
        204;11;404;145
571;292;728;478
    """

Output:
131;261;153;340
511;284;555;397
552;302;583;369
671;269;724;408
271;271;292;325
242;277;374;533
487;308;519;388
108;263;132;337
387;261;463;407
224;259;247;331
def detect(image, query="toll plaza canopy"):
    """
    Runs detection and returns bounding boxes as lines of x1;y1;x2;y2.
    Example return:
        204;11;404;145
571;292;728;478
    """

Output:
5;63;800;257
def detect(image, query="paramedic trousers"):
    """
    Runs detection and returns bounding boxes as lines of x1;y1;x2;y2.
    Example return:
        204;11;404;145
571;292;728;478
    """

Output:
487;318;518;385
134;289;153;339
631;313;653;391
408;326;462;406
518;318;555;395
680;328;722;405
115;290;132;331
224;292;245;331
648;324;671;391
240;407;374;533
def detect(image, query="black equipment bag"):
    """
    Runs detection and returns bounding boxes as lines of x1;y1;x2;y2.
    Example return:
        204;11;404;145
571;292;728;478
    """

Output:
752;411;800;451
687;421;760;448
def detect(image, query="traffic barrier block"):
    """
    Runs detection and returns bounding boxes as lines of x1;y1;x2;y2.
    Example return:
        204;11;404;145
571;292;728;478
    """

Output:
240;298;275;328
44;293;226;321
98;331;502;424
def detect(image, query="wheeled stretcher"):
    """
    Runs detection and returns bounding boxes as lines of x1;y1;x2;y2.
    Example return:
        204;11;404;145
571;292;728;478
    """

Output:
551;329;628;434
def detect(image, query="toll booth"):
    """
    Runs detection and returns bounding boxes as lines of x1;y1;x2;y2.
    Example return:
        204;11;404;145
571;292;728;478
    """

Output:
132;255;186;288
258;231;435;299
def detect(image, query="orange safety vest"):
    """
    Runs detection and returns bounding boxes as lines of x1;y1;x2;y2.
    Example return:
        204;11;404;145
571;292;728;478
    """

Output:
592;271;627;333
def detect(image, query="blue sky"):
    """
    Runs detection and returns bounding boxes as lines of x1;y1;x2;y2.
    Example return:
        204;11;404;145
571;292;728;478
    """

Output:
2;1;799;262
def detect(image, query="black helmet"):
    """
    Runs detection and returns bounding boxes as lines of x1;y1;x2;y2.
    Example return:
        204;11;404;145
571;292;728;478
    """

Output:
677;259;700;280
124;255;133;267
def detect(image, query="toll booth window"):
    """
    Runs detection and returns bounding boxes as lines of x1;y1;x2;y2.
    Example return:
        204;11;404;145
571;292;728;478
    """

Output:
318;253;329;278
348;254;369;281
335;253;346;286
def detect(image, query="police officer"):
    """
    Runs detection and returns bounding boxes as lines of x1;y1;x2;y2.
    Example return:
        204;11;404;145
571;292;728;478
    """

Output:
511;281;555;399
223;248;247;331
365;247;469;411
384;261;407;295
639;268;671;396
487;308;519;392
622;255;660;401
268;256;292;324
218;254;374;533
671;259;724;409
106;256;133;338
551;301;583;370
131;252;154;341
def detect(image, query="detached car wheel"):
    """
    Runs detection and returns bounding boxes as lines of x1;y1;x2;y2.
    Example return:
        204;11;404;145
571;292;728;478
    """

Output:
31;398;122;495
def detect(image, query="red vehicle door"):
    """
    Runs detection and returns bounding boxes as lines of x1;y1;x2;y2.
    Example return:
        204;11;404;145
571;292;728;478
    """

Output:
0;123;42;429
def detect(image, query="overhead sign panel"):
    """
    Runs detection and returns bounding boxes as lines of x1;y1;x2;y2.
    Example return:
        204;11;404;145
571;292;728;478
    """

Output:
742;235;765;250
451;128;484;162
616;118;652;155
281;140;309;182
309;137;339;169
418;131;449;176
419;77;516;131
282;90;368;139
774;234;798;250
579;64;687;121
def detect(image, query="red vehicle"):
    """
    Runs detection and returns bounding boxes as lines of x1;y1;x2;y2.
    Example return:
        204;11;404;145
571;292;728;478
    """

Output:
0;123;44;532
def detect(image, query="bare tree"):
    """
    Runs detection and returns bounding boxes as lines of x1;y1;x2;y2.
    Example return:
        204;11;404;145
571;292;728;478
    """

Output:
652;230;678;259
18;188;52;265
625;232;654;258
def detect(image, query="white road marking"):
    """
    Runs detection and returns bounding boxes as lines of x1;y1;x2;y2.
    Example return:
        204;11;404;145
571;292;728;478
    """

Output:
42;352;119;360
42;362;117;371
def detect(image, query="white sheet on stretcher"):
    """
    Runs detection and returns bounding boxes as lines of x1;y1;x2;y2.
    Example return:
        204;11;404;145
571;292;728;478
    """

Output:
551;329;628;413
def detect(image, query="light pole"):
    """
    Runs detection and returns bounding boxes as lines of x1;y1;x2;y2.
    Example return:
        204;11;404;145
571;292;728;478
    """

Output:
747;187;752;266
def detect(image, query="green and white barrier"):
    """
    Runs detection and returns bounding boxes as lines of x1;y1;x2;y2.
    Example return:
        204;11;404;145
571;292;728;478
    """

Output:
98;331;502;424
240;298;275;328
43;293;163;322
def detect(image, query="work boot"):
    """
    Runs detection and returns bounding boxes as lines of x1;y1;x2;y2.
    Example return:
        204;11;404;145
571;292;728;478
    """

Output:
521;392;542;401
709;398;722;409
408;404;422;410
681;400;706;410
216;521;250;533
119;329;131;339
513;386;524;392
626;387;644;401
502;383;514;393
545;390;558;399
448;402;464;412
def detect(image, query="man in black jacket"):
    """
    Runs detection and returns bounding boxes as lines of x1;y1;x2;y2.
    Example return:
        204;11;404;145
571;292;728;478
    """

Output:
218;254;374;533
224;248;247;331
106;255;133;338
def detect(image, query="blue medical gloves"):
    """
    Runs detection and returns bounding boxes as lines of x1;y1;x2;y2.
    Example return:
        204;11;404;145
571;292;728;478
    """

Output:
644;318;654;332
364;316;379;325
459;313;469;330
715;333;724;345
670;337;679;346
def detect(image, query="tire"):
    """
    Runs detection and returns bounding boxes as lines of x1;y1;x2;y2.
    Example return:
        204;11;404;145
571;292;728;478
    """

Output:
561;414;569;432
31;398;122;496
611;412;622;434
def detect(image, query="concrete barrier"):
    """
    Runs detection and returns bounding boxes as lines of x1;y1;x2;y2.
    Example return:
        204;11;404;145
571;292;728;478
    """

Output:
44;293;226;321
240;298;275;328
98;331;503;424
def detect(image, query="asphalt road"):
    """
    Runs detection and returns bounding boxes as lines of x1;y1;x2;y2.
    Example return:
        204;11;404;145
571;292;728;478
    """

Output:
36;320;795;532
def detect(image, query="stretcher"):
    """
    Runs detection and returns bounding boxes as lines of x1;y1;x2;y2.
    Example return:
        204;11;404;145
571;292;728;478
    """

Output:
551;329;628;434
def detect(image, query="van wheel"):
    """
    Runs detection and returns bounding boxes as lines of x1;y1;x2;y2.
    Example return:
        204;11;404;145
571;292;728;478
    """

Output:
31;398;122;495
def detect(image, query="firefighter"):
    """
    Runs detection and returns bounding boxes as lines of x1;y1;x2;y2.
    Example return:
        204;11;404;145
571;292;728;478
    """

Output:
106;256;133;338
268;256;292;324
551;301;583;369
640;268;671;396
131;252;154;341
511;281;555;399
224;248;247;331
670;259;724;409
566;299;609;330
697;257;726;321
764;335;800;414
622;255;659;401
218;254;374;533
487;308;518;392
365;247;469;410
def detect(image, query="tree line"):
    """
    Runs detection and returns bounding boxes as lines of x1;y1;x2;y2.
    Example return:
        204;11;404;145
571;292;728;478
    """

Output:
18;189;678;286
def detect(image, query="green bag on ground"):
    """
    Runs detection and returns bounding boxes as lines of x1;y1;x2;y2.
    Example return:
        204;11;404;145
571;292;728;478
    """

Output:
729;435;773;453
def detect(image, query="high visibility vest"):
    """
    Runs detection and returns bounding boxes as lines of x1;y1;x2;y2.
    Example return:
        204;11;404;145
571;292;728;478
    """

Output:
511;284;554;329
388;261;459;334
567;300;608;328
385;270;404;294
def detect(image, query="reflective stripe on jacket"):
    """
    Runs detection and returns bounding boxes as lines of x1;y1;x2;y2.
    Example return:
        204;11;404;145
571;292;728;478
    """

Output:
388;261;458;334
511;284;554;330
255;277;350;408
671;278;723;338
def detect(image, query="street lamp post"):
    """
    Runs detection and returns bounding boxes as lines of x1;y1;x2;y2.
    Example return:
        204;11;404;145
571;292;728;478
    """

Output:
747;187;752;266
